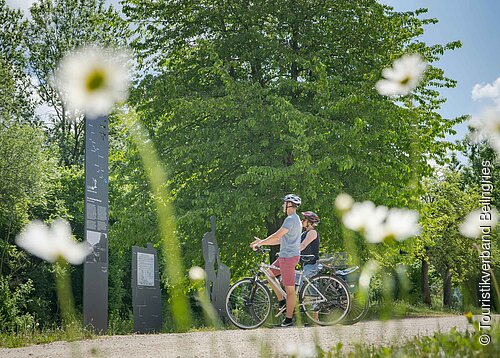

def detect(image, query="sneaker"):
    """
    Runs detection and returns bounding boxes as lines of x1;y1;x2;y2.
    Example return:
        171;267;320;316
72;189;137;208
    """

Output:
280;318;294;327
278;299;286;311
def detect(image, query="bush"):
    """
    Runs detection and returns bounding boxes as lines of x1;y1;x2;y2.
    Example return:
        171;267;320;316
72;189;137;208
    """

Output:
0;275;36;333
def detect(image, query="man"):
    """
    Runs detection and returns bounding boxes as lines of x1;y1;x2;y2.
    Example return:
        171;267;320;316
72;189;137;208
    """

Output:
250;194;302;327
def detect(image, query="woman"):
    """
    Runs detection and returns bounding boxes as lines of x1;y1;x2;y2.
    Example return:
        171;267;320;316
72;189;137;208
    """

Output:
298;211;321;288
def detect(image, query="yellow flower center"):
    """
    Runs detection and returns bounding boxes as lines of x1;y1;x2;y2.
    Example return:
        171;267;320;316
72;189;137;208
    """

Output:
86;68;107;92
400;75;411;86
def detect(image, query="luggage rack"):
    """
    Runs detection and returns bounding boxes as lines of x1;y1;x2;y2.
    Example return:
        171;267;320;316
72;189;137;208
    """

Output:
317;252;348;269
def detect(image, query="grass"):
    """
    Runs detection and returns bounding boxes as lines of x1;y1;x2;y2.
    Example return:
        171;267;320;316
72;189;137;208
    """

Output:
0;324;96;348
319;320;500;357
366;300;468;320
0;303;495;350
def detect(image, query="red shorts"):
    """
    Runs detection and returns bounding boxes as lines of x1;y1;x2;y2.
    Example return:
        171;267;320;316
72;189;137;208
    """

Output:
269;256;299;286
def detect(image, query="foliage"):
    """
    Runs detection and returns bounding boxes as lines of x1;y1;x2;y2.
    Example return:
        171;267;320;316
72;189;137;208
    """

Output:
0;0;491;338
122;0;462;278
0;0;36;124
0;275;36;333
27;0;130;165
0;125;55;273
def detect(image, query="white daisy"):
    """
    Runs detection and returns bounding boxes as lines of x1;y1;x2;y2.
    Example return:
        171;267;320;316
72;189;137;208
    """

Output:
382;208;421;242
55;46;130;118
459;208;499;238
342;201;420;243
335;193;354;212
284;342;317;358
469;107;500;155
16;219;91;265
188;266;206;281
359;260;380;292
375;54;427;96
342;201;388;235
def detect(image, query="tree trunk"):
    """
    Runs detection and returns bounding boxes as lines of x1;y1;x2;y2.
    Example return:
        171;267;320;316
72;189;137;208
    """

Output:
443;267;453;307
421;252;432;307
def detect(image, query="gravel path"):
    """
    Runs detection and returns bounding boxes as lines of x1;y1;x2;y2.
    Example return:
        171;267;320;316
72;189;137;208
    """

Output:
1;315;494;357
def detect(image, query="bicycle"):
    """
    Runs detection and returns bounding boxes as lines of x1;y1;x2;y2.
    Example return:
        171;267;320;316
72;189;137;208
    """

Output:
316;253;370;325
225;247;351;329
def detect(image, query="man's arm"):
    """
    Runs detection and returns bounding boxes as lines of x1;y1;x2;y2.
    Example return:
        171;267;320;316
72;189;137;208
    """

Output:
300;230;318;251
250;227;289;249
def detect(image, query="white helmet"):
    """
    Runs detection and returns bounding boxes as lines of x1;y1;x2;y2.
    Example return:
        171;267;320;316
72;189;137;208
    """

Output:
283;194;301;206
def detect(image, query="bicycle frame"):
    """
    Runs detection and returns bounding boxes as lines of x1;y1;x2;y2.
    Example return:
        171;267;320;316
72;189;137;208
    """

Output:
257;261;328;316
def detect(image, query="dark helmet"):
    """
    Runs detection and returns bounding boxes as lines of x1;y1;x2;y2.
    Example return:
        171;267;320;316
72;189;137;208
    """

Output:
283;194;301;206
302;211;320;224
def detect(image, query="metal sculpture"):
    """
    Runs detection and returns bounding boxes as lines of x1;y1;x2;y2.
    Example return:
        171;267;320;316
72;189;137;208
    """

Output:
201;216;230;319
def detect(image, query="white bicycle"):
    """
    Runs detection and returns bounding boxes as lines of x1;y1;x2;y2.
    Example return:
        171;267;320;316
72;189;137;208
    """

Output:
225;247;351;329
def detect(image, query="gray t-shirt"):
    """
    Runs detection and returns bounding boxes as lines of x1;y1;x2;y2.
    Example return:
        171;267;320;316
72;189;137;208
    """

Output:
279;212;302;258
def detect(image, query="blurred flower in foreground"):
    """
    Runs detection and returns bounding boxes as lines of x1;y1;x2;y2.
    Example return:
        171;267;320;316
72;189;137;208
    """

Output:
469;107;500;155
383;208;422;241
465;311;474;324
188;266;206;281
341;199;420;243
284;342;317;358
16;219;91;264
335;193;354;212
359;260;380;291
55;46;130;118
342;201;388;243
375;54;427;96
459;208;499;238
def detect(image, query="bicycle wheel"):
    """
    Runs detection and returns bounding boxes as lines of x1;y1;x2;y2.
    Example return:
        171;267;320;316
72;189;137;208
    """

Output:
299;275;351;326
225;278;272;329
342;292;369;325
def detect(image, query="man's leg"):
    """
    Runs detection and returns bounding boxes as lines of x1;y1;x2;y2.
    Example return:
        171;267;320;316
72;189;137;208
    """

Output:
267;269;284;301
284;285;295;318
279;256;300;326
267;259;285;304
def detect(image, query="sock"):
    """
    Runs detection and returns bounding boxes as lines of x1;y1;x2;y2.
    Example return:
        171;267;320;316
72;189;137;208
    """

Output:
283;317;293;323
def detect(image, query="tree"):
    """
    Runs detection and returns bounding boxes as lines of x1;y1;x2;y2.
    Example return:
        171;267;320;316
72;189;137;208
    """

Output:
122;0;462;275
0;0;36;125
417;169;480;307
26;0;129;165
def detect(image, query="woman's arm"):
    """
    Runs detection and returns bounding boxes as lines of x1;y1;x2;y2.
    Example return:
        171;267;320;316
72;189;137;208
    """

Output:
300;230;318;251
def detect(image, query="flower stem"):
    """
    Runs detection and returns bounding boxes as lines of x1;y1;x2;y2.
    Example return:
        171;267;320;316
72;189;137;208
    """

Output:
121;110;192;331
54;259;82;357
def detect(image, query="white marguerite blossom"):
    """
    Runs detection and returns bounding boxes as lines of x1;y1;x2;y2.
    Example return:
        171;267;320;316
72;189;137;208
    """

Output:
342;200;420;243
188;266;206;281
469;107;500;155
382;208;421;242
16;219;91;265
375;54;427;96
55;46;130;118
342;201;388;235
459;208;499;238
284;342;317;358
359;260;380;290
335;193;354;212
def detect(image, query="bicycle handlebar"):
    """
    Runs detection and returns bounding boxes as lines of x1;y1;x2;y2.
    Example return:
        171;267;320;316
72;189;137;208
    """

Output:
254;246;270;254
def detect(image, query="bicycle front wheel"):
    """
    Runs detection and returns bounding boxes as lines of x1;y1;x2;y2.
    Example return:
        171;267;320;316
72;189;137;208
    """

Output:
300;275;351;326
225;278;272;329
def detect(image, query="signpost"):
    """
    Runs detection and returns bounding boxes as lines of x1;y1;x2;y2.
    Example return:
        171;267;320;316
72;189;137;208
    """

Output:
83;116;109;333
132;243;162;333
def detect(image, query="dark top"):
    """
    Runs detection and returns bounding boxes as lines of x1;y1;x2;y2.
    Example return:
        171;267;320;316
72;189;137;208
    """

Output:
300;230;320;265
